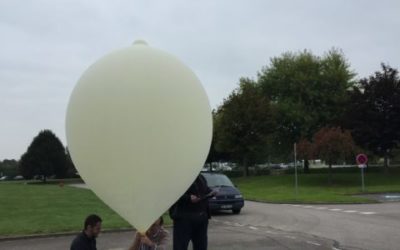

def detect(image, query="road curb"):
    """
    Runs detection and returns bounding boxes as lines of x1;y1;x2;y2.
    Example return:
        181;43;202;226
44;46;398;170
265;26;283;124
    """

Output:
0;225;173;242
245;198;381;205
0;228;133;242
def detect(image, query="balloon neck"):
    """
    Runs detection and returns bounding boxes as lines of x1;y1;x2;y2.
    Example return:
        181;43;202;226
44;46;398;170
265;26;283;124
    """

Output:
133;40;148;46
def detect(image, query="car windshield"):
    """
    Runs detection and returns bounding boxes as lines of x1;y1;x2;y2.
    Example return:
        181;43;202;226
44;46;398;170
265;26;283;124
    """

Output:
202;173;234;187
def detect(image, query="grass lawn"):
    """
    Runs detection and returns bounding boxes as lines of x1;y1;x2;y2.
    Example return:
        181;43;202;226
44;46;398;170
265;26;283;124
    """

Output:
2;171;400;236
233;171;400;203
0;182;171;236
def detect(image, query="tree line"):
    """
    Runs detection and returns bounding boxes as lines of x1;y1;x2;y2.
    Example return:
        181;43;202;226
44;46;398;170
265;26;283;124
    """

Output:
3;48;399;180
208;49;400;175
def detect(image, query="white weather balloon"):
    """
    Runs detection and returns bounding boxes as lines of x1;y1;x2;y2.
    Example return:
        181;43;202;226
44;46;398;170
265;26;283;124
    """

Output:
66;40;212;232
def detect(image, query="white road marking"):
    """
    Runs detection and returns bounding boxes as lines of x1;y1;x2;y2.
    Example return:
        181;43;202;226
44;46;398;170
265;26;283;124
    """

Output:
343;210;357;213
360;211;377;215
332;247;342;250
223;221;232;225
285;235;296;239
249;226;258;230
306;241;321;246
234;223;244;227
265;230;278;234
289;204;377;216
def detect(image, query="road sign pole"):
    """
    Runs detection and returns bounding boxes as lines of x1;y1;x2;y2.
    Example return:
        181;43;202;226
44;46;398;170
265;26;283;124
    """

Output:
356;154;368;193
361;166;365;192
294;143;298;198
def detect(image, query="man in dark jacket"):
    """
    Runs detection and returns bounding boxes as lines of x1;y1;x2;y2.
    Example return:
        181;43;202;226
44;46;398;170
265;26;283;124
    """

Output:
70;214;102;250
170;174;217;250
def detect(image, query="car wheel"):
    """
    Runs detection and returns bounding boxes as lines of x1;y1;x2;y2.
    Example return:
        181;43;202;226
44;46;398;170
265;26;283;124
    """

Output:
232;209;241;214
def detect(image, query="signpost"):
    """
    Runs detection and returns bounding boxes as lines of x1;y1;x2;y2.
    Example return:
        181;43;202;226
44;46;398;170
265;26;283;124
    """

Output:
356;154;368;192
294;143;298;198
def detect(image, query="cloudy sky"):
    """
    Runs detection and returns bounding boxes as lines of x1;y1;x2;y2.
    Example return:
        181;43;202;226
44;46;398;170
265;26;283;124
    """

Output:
0;0;399;160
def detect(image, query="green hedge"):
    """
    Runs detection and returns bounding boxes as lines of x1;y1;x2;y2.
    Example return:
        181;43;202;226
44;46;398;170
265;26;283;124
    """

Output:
255;169;271;176
211;166;400;178
222;170;244;178
284;166;400;174
220;169;271;178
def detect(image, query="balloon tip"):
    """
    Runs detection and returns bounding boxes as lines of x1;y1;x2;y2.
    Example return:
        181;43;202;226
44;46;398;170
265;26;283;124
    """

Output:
133;39;148;46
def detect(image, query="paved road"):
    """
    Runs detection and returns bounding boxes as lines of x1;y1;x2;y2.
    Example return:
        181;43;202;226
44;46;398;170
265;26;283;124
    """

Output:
0;223;337;250
1;201;398;250
218;201;400;250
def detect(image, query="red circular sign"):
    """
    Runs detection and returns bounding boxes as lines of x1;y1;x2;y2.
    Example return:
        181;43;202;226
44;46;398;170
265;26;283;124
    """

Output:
356;154;368;165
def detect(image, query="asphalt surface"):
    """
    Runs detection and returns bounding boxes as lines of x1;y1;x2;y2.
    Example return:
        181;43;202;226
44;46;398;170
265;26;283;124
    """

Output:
0;223;337;250
1;200;399;250
221;200;400;250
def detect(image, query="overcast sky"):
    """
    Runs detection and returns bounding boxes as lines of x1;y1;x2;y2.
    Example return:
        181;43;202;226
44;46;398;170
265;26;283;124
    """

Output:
1;0;399;160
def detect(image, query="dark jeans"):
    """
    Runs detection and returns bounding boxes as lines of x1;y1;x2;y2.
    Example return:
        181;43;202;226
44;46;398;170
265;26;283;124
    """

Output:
173;214;209;250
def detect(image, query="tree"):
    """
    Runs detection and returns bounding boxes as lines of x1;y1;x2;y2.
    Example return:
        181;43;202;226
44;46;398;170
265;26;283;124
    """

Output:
0;159;18;176
204;111;229;171
66;147;78;178
296;138;313;166
311;127;356;184
258;49;355;172
19;130;68;182
343;64;400;171
214;78;275;176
